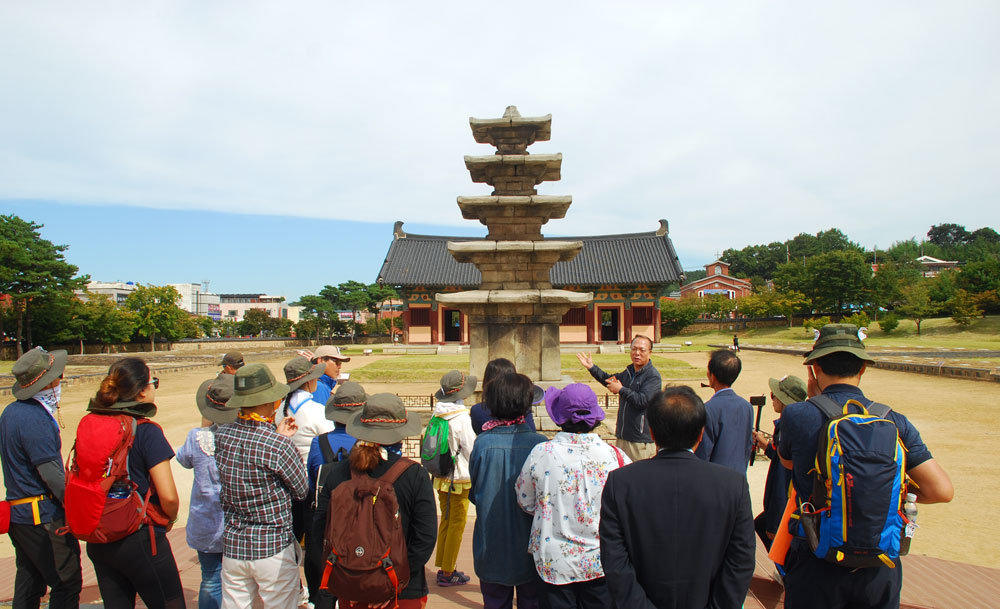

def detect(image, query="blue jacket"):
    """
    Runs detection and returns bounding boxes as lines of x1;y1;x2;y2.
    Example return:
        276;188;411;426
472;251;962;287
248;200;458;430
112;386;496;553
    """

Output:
469;422;546;585
695;388;753;474
311;374;337;407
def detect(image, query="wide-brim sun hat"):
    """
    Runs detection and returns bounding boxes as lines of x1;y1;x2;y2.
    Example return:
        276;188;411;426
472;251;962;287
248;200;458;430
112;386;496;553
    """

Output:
228;363;289;409
768;375;808;406
283;356;326;393
12;347;69;400
544;383;605;427
196;374;239;425
347;393;422;445
802;323;875;364
220;351;245;368
531;384;544;404
434;370;478;403
326;381;367;424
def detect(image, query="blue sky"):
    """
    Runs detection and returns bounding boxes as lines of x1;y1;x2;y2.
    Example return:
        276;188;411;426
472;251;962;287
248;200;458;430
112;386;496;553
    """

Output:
5;200;492;301
2;2;998;302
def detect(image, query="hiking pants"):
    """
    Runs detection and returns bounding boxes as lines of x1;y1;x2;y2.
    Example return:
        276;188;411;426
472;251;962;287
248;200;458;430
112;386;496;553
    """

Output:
434;488;470;573
8;519;82;609
86;526;185;609
783;541;902;609
221;541;301;609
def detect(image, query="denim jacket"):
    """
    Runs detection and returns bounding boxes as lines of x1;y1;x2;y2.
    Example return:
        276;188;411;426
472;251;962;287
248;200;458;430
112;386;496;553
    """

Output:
469;422;546;585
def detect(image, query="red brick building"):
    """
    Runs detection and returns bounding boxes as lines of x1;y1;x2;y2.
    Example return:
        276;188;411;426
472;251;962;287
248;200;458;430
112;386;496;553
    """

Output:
679;260;752;300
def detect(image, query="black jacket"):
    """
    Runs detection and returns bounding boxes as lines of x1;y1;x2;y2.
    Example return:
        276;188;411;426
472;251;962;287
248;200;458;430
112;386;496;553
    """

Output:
311;454;437;600
588;362;662;442
600;450;756;609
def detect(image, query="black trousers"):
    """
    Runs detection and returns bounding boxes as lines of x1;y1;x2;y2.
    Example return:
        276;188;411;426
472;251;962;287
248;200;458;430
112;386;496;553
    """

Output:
303;503;336;609
542;578;611;609
783;541;902;609
8;519;82;609
86;526;186;609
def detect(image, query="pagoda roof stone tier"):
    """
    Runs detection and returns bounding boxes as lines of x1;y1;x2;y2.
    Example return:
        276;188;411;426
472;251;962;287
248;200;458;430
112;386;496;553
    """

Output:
470;106;552;154
448;240;582;262
465;154;562;195
435;289;592;306
457;195;572;224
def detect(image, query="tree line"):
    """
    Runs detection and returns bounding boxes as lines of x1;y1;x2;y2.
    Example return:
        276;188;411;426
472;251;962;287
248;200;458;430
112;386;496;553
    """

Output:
662;224;999;335
0;215;400;356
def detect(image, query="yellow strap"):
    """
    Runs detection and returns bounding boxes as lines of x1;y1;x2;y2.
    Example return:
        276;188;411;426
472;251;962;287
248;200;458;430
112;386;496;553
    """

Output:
9;495;45;525
878;553;896;568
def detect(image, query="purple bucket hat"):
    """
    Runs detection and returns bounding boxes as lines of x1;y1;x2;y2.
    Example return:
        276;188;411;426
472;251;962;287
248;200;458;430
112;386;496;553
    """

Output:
544;383;605;428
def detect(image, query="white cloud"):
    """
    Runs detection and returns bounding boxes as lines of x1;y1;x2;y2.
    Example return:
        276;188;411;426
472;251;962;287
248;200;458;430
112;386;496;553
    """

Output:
2;1;998;265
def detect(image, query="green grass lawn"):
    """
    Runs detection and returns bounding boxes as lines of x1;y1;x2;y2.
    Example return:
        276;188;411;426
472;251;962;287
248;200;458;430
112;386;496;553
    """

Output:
0;361;12;375
671;315;1000;351
349;353;701;382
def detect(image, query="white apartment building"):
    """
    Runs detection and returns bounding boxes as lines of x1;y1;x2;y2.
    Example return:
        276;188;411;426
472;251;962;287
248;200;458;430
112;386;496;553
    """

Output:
219;294;289;323
169;283;222;320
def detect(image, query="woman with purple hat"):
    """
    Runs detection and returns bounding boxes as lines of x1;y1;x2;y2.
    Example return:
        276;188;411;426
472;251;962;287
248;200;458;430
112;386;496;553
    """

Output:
515;383;630;609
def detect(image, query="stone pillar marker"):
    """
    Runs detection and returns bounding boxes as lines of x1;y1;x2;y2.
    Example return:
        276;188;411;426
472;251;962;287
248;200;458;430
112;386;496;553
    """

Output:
436;106;593;381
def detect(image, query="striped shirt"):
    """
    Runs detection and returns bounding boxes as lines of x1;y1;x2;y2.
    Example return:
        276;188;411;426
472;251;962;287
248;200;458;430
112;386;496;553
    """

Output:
216;418;308;561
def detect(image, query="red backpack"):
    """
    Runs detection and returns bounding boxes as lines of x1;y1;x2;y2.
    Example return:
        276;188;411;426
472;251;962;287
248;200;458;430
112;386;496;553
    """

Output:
320;458;415;607
63;413;170;551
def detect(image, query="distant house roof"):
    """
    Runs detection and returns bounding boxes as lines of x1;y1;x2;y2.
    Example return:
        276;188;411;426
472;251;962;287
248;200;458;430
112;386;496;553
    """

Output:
377;220;685;289
915;255;958;265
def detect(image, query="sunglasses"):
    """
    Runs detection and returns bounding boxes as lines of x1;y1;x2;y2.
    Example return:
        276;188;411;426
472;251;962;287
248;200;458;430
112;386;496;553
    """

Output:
149;377;160;389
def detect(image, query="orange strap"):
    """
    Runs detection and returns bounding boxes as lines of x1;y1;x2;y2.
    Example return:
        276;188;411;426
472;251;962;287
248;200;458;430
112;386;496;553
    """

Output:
768;488;797;567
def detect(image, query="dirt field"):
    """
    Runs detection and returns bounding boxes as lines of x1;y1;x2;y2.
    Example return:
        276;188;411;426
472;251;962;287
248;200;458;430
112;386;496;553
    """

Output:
2;349;996;569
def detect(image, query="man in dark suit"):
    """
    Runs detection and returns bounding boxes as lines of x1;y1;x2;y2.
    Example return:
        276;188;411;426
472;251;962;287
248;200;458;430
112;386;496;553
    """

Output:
600;385;755;609
695;349;754;474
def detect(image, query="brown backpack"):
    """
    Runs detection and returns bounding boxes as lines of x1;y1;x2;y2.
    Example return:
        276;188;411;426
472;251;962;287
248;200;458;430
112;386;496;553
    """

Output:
320;458;415;606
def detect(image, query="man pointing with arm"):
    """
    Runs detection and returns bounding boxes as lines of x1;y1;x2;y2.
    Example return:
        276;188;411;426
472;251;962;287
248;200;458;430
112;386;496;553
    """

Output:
577;334;662;461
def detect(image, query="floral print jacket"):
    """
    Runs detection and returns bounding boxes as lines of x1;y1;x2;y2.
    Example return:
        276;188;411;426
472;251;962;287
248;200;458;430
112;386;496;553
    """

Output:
515;432;630;584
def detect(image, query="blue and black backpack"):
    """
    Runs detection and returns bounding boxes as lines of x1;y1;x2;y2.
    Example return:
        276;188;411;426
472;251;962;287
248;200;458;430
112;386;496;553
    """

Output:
799;395;909;568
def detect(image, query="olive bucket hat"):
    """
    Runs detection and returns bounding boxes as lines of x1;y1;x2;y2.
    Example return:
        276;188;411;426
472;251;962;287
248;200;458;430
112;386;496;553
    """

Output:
346;393;422;445
283;356;326;393
434;370;478;403
228;364;289;409
196;374;239;425
12;347;68;400
768;374;808;406
803;323;876;364
326;381;367;425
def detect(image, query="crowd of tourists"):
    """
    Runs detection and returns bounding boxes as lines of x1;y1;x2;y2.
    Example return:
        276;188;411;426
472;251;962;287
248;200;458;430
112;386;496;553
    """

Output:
0;323;955;609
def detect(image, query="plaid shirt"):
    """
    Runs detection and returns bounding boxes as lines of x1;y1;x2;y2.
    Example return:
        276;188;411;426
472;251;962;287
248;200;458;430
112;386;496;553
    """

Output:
216;418;308;561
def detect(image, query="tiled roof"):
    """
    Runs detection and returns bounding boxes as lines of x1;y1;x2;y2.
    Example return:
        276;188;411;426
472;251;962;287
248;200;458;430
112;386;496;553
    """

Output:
377;220;685;288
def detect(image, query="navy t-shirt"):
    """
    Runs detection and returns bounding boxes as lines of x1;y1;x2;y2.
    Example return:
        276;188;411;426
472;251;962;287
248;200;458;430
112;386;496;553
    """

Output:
128;420;175;505
778;384;932;502
0;399;63;524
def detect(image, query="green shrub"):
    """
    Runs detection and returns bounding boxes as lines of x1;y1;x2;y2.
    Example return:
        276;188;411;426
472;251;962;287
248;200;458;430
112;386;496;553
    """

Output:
878;314;900;334
803;316;832;333
843;311;871;329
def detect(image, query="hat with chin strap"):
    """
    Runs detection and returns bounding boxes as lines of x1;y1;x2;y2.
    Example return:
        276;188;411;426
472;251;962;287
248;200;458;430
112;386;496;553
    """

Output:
803;323;875;364
12;347;68;400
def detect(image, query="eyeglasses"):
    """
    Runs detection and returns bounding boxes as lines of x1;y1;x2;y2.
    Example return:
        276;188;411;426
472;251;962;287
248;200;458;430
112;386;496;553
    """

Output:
630;347;649;353
149;377;160;389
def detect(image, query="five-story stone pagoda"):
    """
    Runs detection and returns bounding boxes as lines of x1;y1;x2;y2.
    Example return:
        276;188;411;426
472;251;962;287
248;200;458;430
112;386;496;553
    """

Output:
436;106;592;382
